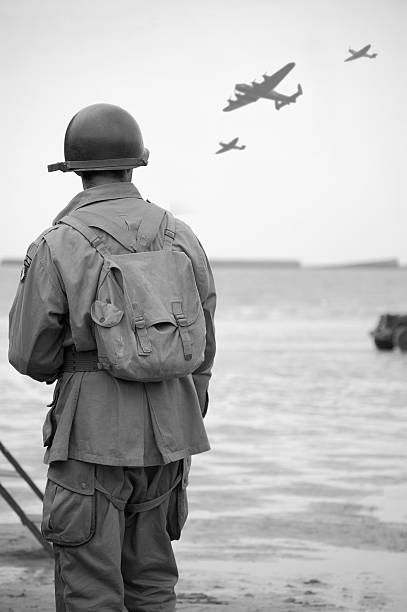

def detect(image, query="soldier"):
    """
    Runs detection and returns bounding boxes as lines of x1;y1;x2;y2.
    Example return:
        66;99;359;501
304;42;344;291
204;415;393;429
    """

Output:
8;103;216;612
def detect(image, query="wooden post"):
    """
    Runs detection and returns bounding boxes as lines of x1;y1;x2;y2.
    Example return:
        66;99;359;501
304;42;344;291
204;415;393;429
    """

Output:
0;441;44;501
0;482;53;558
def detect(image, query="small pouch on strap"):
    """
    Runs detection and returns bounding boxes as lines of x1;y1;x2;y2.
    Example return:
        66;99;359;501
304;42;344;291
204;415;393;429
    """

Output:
132;302;152;354
172;301;192;361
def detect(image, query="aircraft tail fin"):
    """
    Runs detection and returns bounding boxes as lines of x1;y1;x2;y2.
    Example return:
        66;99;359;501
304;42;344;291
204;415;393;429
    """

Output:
275;84;303;110
290;84;303;103
371;53;378;58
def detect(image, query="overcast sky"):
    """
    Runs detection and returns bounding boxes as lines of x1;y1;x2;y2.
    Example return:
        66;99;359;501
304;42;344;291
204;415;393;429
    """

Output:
0;0;406;264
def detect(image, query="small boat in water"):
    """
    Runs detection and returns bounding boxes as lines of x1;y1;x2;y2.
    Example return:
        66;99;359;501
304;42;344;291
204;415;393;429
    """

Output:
370;313;407;351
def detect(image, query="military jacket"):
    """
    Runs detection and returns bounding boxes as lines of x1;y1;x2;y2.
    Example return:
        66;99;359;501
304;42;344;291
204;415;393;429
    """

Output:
8;183;216;466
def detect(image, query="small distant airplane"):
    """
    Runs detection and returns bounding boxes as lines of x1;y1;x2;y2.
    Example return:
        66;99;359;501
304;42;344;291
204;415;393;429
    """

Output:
223;62;303;112
344;44;377;62
215;137;246;155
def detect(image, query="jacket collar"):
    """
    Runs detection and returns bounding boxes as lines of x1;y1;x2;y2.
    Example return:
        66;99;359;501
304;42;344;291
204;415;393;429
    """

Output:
53;182;143;224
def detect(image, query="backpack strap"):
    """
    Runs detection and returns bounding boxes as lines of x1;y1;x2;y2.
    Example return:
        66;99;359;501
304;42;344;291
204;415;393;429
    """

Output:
73;210;137;252
59;215;109;258
136;201;167;251
61;202;170;254
163;212;176;251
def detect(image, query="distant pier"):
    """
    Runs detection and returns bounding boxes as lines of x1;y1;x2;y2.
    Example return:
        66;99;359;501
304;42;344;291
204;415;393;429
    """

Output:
1;258;23;266
210;259;301;268
318;258;400;269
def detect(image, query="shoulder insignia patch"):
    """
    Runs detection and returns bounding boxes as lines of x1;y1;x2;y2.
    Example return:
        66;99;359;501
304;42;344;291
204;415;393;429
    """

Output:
20;241;41;283
19;226;58;282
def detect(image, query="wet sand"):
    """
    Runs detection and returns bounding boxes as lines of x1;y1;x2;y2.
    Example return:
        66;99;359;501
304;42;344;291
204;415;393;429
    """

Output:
1;502;406;612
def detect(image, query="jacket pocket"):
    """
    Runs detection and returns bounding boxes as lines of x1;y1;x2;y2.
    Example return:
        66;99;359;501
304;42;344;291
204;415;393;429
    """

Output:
41;460;96;546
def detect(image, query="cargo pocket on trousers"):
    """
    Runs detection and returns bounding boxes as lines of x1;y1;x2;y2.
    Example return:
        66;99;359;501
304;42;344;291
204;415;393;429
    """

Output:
41;460;96;546
166;456;191;541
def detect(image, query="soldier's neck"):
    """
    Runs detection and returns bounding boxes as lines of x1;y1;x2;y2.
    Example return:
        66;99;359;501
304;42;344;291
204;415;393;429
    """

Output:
81;170;133;190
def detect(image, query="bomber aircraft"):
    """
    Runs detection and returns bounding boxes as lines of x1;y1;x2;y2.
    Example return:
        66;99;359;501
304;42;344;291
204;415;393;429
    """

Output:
215;137;246;155
344;44;377;62
223;62;303;112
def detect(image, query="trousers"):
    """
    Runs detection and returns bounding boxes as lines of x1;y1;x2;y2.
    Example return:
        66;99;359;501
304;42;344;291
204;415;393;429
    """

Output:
41;459;186;612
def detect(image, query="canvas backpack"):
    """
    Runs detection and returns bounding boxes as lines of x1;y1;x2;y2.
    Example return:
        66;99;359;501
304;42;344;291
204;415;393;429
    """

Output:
59;202;206;382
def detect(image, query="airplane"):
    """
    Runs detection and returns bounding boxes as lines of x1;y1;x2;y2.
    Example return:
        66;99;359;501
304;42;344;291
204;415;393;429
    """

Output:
215;137;246;154
223;62;303;112
344;44;377;62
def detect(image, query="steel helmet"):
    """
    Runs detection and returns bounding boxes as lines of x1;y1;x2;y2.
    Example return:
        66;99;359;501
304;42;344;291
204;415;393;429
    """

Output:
48;103;149;172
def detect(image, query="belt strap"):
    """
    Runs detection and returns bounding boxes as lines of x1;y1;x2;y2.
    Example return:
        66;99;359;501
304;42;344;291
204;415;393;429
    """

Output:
93;472;182;522
94;480;127;511
125;473;182;524
63;347;100;372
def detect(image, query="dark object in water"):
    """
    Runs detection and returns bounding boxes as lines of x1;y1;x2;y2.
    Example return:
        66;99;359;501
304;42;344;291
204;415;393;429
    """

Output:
370;314;407;351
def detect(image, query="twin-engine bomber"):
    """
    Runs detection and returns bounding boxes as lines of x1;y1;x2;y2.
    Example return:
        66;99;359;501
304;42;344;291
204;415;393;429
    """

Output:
223;62;303;112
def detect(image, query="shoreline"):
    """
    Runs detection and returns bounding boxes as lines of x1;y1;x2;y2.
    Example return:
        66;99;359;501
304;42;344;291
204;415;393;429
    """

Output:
1;506;406;612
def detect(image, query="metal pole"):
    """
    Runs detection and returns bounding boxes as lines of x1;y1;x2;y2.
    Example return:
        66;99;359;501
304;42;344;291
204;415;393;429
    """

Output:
0;482;53;558
0;441;44;501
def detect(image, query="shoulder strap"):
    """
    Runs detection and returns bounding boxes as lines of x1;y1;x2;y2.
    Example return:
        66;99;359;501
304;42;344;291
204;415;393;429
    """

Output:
136;200;167;251
73;210;137;252
59;215;109;258
163;212;176;251
61;201;168;254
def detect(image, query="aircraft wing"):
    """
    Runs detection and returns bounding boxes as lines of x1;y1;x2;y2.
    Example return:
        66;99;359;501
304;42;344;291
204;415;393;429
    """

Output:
215;147;227;154
262;62;296;91
223;94;257;112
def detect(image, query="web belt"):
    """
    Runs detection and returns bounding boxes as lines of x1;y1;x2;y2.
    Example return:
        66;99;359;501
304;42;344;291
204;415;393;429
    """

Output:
63;346;100;372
